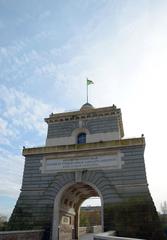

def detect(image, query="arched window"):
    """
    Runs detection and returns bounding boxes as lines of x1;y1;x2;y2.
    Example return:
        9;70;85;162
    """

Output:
77;132;86;144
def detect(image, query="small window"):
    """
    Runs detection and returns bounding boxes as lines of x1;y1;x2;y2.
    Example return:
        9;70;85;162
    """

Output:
77;133;86;144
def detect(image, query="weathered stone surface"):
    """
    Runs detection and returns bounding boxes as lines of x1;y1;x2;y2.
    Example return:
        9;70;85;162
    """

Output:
103;197;166;240
0;230;44;240
9;143;152;232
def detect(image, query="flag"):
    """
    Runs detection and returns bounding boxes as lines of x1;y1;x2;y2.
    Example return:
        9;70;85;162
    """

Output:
87;79;94;85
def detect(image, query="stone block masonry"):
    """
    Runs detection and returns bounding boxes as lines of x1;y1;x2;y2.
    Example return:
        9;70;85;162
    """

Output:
7;104;167;240
0;230;44;240
9;140;156;236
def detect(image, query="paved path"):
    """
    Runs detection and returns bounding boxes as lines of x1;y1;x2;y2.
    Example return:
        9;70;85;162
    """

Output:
80;233;94;240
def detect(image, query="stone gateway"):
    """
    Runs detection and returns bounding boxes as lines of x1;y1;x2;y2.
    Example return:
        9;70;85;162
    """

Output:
8;103;166;240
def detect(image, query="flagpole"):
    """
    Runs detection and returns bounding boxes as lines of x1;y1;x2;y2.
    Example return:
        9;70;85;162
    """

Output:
86;78;88;103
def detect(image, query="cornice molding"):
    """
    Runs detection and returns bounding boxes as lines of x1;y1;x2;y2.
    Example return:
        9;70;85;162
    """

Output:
45;105;124;138
22;137;145;156
45;105;120;123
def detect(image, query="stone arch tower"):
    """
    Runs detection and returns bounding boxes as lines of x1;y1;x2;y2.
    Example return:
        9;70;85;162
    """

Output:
8;103;165;240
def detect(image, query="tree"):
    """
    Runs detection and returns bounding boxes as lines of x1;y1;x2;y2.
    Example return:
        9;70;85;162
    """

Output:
160;202;167;237
161;201;167;215
0;213;7;230
80;211;90;227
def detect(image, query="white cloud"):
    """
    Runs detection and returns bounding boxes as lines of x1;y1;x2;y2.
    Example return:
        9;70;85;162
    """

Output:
0;40;26;58
0;117;18;145
0;85;58;136
0;85;65;210
0;147;23;198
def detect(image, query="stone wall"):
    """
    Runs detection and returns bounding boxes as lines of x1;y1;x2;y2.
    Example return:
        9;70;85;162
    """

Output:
8;141;165;239
59;224;73;240
9;144;147;227
90;226;102;234
47;121;79;138
79;227;87;236
103;196;167;239
0;230;44;240
46;115;120;146
47;116;119;139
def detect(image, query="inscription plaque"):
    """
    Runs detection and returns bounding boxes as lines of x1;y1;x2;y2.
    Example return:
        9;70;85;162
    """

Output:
41;151;124;173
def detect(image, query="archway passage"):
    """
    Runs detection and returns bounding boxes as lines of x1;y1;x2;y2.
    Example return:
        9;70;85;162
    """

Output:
58;182;102;240
80;197;101;239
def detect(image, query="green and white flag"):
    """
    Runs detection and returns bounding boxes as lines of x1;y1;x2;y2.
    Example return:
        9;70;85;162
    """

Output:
87;79;94;85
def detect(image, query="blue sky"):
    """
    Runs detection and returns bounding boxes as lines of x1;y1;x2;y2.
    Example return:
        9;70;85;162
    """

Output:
0;0;167;217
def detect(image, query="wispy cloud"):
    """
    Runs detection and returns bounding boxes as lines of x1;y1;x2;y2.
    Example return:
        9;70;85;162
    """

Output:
0;85;60;137
0;85;64;211
0;147;23;198
0;117;18;145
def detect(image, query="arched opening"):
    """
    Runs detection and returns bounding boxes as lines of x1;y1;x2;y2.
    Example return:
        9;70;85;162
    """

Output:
52;182;103;240
80;197;101;238
77;133;86;144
